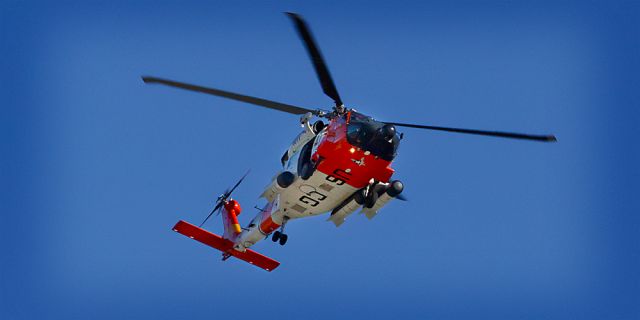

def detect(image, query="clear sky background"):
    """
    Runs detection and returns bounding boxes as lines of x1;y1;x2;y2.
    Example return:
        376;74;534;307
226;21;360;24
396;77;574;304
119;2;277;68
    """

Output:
2;1;639;319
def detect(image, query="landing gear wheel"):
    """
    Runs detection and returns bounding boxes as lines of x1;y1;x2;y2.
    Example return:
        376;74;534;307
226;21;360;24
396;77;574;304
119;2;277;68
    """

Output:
279;234;288;246
272;231;281;242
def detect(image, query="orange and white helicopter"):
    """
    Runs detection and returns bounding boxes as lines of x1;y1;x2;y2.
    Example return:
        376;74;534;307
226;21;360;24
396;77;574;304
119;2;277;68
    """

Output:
143;13;556;272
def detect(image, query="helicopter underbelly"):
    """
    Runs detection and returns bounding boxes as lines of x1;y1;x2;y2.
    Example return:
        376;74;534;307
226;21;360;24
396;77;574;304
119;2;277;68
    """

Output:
278;170;357;218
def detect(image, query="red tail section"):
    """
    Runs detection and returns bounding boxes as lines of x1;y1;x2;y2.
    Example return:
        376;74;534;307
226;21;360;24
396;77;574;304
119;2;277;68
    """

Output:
221;200;242;240
172;220;280;272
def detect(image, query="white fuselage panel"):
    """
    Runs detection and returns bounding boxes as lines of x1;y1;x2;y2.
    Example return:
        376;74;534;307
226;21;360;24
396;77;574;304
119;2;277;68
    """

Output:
278;170;357;219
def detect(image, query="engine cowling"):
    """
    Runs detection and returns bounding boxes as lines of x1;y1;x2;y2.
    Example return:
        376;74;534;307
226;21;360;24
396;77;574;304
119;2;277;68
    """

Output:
261;171;295;202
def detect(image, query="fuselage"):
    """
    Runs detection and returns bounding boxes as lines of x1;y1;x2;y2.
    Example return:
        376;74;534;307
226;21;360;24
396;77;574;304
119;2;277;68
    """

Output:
223;111;403;251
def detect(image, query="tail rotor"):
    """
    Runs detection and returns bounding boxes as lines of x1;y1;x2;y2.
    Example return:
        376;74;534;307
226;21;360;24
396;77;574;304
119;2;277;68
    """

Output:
199;170;250;227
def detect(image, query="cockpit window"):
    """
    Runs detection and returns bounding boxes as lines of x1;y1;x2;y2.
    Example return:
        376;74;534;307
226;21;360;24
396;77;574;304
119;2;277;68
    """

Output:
346;112;399;161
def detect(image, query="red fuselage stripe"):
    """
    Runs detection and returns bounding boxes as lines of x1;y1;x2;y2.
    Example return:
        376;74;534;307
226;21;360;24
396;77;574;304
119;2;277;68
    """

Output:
259;216;280;234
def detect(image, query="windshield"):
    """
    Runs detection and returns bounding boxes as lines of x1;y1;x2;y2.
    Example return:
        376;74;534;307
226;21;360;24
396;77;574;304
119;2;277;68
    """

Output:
346;112;399;161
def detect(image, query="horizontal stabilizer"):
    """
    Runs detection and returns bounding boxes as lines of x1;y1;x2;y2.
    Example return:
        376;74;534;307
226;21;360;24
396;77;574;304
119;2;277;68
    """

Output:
172;220;280;272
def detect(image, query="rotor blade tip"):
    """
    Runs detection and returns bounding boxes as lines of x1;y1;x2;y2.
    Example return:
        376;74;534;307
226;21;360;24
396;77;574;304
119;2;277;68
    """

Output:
141;76;155;84
546;136;558;142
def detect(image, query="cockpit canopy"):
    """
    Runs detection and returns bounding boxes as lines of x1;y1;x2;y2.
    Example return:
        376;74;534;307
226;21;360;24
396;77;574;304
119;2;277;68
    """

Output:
346;112;400;161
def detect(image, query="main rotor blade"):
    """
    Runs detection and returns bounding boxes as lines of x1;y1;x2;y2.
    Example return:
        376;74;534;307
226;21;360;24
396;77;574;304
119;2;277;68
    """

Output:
142;76;314;115
386;122;557;142
286;12;343;107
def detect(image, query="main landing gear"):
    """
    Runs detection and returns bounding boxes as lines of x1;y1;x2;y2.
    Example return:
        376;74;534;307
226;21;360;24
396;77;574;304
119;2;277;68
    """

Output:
272;231;288;245
271;217;289;246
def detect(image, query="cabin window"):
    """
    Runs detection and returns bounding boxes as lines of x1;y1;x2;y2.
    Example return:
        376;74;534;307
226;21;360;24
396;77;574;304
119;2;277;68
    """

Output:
346;112;399;161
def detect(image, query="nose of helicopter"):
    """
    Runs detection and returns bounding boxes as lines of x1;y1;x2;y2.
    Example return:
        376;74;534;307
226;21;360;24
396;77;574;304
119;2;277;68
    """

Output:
369;125;400;160
380;124;397;140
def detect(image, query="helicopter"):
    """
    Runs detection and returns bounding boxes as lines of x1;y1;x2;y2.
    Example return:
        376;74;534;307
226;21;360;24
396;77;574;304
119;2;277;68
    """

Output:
142;13;556;272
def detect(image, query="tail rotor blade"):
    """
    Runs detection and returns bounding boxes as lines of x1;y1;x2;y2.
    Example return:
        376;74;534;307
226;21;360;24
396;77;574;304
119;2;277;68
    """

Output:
199;170;250;227
226;170;250;198
200;201;223;227
214;203;224;217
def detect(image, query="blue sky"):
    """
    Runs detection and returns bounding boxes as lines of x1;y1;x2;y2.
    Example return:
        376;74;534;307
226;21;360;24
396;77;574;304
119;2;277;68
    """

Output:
2;1;639;319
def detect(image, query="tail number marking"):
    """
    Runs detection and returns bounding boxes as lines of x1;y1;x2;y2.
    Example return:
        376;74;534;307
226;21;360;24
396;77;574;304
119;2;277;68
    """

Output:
298;185;327;207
